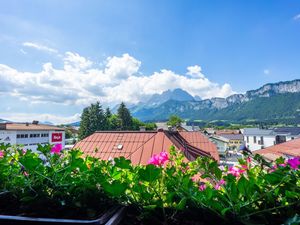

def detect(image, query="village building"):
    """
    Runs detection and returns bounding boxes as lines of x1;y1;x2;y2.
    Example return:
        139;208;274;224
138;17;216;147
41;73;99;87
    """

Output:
209;135;229;155
254;138;300;161
0;122;65;151
243;127;300;151
73;130;219;165
218;134;244;151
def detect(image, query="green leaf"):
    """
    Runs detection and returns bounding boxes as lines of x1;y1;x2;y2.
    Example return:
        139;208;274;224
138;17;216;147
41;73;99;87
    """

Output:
102;181;127;197
114;157;131;169
175;197;187;210
237;176;248;197
221;207;230;216
265;172;283;185
138;165;161;182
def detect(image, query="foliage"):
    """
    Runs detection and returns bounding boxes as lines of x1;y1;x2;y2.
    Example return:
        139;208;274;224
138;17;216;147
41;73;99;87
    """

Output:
0;143;299;224
79;102;156;136
167;115;183;128
117;102;133;130
78;102;109;139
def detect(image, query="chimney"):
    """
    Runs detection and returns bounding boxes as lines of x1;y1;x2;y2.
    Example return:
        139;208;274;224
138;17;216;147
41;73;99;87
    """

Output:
32;120;39;125
139;126;146;132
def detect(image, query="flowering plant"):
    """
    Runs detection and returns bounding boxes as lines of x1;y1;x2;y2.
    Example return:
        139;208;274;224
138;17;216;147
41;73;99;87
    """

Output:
0;143;299;224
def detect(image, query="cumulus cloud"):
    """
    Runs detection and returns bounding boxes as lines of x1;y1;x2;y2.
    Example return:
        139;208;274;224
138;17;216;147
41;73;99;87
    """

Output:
22;42;58;53
0;52;235;106
186;65;204;78
0;112;81;124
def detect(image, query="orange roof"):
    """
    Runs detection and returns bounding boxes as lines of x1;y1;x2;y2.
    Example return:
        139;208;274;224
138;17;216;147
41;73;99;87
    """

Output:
0;123;64;131
254;138;300;161
73;130;219;165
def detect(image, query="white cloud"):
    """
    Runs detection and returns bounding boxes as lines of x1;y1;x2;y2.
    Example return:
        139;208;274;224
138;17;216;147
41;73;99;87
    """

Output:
263;69;270;75
22;42;58;54
186;65;204;78
294;14;300;21
0;112;81;124
0;52;235;106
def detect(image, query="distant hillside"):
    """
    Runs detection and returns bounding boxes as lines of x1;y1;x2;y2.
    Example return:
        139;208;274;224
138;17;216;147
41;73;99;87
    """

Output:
0;118;11;123
132;80;300;123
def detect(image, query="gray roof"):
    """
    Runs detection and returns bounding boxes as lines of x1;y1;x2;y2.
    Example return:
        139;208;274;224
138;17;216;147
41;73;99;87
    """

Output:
219;134;244;141
273;127;300;136
181;125;200;131
243;128;274;136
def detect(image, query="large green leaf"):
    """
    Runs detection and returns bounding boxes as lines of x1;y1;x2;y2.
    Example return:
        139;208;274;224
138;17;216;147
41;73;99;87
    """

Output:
138;165;161;183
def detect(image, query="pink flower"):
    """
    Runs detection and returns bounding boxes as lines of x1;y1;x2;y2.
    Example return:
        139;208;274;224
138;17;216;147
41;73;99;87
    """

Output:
214;179;226;190
287;157;300;170
246;157;251;164
228;166;244;177
22;149;27;154
0;150;4;158
148;154;160;166
199;184;206;191
279;163;286;167
241;165;248;170
219;179;226;185
23;171;29;176
51;144;62;154
159;151;169;164
148;151;169;166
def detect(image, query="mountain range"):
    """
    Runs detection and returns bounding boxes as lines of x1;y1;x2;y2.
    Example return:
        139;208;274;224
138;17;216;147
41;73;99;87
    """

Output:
131;79;300;123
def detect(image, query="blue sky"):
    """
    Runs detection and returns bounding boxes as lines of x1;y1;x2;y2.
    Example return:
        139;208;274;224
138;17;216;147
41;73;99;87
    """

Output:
0;0;300;123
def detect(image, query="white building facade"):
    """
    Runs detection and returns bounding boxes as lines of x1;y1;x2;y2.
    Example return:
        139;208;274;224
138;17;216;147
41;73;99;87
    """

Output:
243;127;300;151
0;123;65;152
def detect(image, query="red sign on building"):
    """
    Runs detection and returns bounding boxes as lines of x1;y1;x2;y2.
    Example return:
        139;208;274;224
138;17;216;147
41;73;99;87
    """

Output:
52;133;62;142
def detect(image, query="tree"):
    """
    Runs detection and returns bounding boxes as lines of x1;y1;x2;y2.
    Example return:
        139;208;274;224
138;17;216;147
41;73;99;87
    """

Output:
78;102;107;140
78;107;91;140
167;115;183;128
117;102;133;130
104;107;112;130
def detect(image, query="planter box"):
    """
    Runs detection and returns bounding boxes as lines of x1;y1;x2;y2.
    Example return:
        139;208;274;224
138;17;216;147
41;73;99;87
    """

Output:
0;206;124;225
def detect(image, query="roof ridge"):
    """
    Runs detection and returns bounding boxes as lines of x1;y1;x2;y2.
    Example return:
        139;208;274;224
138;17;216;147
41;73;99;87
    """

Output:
125;132;158;159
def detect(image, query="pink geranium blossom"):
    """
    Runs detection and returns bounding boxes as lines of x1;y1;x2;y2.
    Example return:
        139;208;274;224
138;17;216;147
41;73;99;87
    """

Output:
199;184;206;191
148;154;160;166
51;144;63;154
228;166;245;177
287;157;300;170
148;151;169;166
159;151;169;164
0;150;4;158
246;157;251;164
214;179;226;190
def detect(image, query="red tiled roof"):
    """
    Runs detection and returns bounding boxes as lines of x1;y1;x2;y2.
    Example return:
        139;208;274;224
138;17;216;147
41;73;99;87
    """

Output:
73;130;219;165
254;138;300;161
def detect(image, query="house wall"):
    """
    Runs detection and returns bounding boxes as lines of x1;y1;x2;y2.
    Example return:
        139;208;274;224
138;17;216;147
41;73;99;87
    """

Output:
244;135;275;151
210;138;228;154
0;131;17;145
1;130;65;152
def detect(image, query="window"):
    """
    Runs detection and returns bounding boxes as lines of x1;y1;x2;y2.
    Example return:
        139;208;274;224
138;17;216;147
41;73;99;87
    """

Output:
260;136;264;145
291;137;295;140
17;134;21;138
246;136;249;143
253;136;257;143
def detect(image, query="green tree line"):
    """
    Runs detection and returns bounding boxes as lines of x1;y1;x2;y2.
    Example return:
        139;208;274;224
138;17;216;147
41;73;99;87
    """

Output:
78;102;157;140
